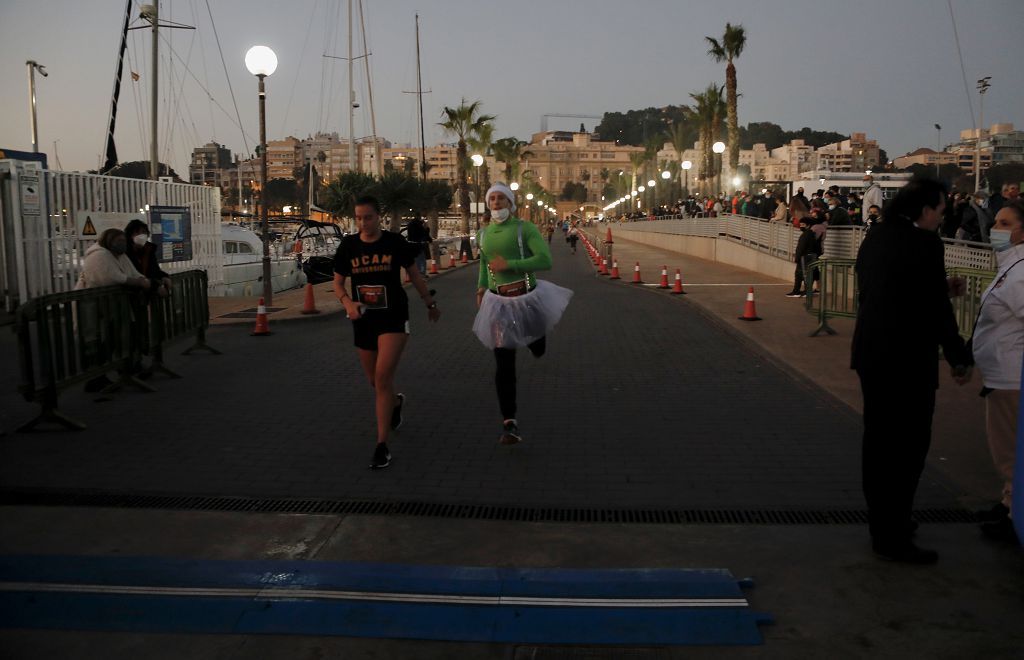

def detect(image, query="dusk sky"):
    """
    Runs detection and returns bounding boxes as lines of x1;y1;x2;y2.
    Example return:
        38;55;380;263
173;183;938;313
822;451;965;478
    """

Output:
2;0;1022;175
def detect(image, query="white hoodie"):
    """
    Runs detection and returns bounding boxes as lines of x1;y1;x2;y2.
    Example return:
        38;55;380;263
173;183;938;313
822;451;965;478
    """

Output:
972;242;1024;389
75;243;143;290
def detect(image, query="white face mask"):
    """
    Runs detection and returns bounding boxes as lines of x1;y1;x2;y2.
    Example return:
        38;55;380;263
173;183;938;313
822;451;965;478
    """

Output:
491;207;511;223
133;234;149;247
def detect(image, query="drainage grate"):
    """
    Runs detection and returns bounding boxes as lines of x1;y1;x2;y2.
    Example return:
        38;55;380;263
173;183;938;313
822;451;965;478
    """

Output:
513;648;672;659
0;489;978;525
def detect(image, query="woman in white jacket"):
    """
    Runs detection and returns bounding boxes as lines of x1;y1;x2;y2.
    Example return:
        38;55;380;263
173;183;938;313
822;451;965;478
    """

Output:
972;198;1024;544
75;228;150;392
76;228;151;291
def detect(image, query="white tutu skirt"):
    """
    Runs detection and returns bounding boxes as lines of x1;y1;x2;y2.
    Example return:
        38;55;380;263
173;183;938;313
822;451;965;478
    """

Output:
472;279;574;349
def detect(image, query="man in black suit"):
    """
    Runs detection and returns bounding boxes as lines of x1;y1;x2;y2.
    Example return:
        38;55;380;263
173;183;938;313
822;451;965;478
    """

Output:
851;178;973;564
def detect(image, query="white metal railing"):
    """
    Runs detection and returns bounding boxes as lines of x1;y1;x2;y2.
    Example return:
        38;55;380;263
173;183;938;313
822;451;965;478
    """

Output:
1;161;221;310
612;215;997;270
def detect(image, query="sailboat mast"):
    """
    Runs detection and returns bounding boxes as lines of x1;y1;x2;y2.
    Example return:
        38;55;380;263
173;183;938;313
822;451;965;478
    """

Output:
347;0;356;172
416;13;426;179
358;0;381;176
150;2;159;180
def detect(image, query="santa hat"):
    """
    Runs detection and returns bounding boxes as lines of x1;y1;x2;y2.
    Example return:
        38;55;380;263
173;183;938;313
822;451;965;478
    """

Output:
485;182;516;212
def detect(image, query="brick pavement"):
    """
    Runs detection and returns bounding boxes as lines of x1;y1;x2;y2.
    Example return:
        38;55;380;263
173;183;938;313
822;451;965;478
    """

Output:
0;236;963;510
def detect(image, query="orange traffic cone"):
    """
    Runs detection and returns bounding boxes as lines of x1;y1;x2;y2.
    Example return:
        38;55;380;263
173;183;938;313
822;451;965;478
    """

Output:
251;297;272;335
300;283;321;315
610;260;621;279
448;252;457;269
658;266;670;289
632;262;643;284
429;258;439;275
671;269;686;295
599;258;608;275
605;227;614;244
461;251;468;264
738;287;762;321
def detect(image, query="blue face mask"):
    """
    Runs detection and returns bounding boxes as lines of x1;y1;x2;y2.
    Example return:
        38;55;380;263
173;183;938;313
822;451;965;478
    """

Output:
989;228;1013;252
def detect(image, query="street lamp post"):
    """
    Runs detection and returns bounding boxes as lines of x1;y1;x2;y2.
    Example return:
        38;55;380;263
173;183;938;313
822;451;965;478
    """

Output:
25;60;47;153
975;77;991;191
712;142;726;199
471;153;484;229
934;123;942;179
681;160;692;213
526;192;534;222
246;45;278;307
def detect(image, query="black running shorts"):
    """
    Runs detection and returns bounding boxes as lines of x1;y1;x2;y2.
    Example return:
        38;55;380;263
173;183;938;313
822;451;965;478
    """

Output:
352;315;409;350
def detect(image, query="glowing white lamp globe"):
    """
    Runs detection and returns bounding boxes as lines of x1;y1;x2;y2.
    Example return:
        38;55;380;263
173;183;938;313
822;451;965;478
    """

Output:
245;46;278;77
647;179;656;187
510;182;519;191
661;171;671;180
712;141;726;154
471;154;484;167
682;160;692;171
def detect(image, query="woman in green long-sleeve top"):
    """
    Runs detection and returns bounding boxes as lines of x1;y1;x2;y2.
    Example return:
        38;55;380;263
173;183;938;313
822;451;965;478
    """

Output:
472;183;573;445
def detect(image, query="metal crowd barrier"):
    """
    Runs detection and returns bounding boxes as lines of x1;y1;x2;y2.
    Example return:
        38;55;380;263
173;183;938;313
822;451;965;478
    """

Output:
14;269;218;431
805;259;995;339
805;258;857;337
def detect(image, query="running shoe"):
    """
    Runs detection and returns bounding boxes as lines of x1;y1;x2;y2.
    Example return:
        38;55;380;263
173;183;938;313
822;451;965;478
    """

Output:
785;291;803;298
500;419;522;445
370;443;391;469
390;393;405;430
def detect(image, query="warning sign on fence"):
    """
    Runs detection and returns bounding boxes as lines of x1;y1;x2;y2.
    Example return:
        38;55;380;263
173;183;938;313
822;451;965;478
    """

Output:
75;211;145;239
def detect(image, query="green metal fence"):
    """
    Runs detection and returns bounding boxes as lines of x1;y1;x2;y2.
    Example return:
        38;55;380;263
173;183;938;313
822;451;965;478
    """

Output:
806;258;996;340
14;269;218;431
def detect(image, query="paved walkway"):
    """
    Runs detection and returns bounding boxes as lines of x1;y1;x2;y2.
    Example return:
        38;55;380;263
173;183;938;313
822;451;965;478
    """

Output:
1;230;1020;658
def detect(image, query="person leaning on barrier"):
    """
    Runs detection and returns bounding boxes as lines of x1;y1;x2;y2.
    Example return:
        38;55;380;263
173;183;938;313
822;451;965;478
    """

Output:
75;228;151;392
124;219;171;298
76;228;151;292
971;198;1024;545
851;177;973;564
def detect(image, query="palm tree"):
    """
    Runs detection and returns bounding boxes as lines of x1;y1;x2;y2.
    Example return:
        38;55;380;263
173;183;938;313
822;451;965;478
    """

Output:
439;99;496;235
666;120;692;193
706;23;747;179
690;85;725;194
371;171;419;232
323;171;377;229
468;122;496;213
414;179;454;260
492;137;533;186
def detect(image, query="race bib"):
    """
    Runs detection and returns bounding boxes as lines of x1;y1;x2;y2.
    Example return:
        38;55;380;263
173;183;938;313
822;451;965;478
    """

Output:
356;284;389;310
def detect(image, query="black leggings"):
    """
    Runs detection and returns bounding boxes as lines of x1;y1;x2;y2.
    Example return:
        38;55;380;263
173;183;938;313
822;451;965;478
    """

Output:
494;336;546;420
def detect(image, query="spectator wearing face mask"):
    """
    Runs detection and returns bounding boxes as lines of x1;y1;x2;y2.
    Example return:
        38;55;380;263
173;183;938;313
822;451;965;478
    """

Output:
76;228;151;291
124;219;172;298
958;191;993;243
971;198;1024;545
862;176;883;224
827;198;852;226
865;205;882;231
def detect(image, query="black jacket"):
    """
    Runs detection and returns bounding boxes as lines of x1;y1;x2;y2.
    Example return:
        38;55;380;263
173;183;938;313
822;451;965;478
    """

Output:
126;242;169;287
794;228;817;263
850;221;970;389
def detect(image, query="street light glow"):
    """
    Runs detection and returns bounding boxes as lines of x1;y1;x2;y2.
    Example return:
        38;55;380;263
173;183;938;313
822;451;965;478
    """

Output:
245;46;278;77
682;160;692;170
526;193;534;200
471;154;484;167
510;182;519;191
661;171;671;180
712;141;726;154
638;186;645;193
647;179;656;187
731;177;741;187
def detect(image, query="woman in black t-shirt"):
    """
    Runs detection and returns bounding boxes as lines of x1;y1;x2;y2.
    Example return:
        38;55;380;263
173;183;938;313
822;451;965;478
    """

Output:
333;195;441;469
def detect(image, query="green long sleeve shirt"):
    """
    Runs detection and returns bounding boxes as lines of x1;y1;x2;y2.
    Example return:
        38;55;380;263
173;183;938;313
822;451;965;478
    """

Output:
476;218;552;290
